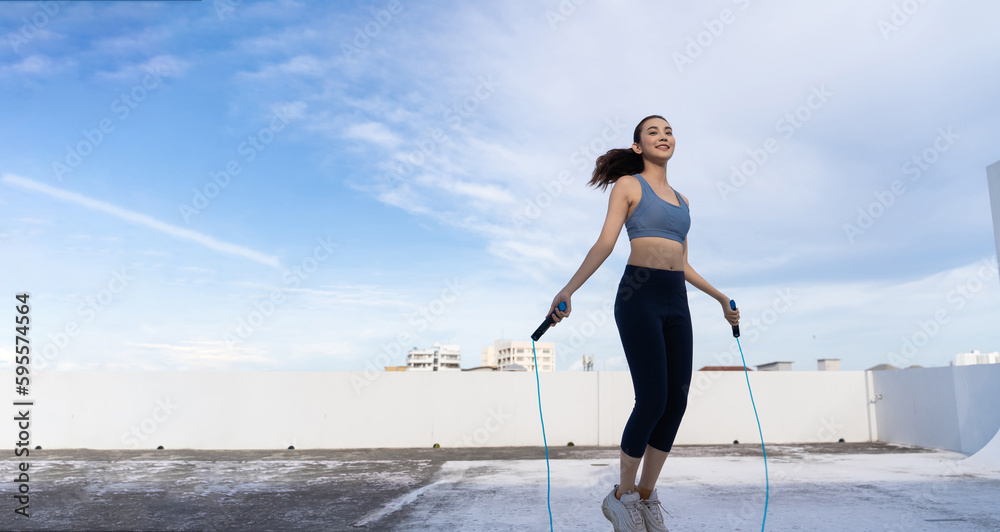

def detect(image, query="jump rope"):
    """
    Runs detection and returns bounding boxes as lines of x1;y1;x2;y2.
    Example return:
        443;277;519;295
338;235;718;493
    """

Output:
530;299;769;531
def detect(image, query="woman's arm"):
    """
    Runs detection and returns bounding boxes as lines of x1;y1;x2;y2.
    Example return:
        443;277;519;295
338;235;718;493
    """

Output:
561;242;613;295
560;177;632;294
682;237;727;304
682;226;740;326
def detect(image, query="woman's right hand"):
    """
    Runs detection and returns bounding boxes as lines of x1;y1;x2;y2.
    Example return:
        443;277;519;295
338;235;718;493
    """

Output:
547;292;572;326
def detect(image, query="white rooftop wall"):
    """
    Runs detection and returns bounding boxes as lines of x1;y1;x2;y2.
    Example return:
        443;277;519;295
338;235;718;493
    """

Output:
872;364;1000;454
8;365;997;453
988;160;1000;277
8;370;870;450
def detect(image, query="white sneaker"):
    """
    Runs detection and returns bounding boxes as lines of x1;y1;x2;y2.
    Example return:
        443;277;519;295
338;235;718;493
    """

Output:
601;484;646;532
638;488;671;532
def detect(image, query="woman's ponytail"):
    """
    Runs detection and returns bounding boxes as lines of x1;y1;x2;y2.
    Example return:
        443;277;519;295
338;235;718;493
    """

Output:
586;114;666;192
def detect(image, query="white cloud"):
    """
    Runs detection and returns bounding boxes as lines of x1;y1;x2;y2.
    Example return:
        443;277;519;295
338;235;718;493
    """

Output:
343;121;401;148
236;54;339;81
91;27;172;55
123;340;276;370
1;174;284;270
93;53;190;82
0;54;76;78
5;1;998;372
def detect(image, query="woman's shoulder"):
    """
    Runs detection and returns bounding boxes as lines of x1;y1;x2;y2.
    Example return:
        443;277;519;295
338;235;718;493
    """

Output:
614;173;640;188
611;175;642;205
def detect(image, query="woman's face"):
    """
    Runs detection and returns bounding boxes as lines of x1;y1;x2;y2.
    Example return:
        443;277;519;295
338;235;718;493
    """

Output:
632;118;674;161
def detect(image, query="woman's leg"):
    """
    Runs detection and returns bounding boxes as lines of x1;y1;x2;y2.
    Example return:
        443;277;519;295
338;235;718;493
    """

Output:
616;450;642;498
640;287;694;495
614;265;670;494
636;444;669;499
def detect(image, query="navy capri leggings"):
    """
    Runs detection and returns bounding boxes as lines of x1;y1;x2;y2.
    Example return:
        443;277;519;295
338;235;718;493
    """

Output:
614;264;693;458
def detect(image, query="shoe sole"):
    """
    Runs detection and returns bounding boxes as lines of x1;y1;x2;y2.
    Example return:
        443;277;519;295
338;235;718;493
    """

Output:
601;502;620;532
602;499;639;532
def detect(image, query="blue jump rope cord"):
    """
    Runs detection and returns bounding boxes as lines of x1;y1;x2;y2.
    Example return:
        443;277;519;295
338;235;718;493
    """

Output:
532;302;766;532
531;338;554;532
736;334;769;532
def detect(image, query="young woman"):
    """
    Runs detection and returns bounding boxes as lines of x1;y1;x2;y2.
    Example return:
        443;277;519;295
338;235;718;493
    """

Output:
545;115;739;532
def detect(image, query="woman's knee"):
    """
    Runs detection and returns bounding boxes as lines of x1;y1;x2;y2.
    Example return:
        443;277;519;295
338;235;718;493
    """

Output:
633;394;668;422
663;392;688;419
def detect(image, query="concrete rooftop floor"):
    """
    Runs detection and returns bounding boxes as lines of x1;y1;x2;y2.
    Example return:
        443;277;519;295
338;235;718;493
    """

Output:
3;442;999;531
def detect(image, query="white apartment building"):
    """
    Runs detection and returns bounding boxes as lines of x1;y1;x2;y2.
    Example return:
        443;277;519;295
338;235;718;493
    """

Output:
955;350;1000;366
406;343;461;371
482;339;555;372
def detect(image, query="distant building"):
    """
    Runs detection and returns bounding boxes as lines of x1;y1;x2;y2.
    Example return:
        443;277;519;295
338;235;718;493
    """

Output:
955;350;1000;366
406;343;461;371
867;363;900;371
462;366;497;372
480;345;496;367
756;361;793;371
501;363;528;372
384;365;407;372
483;339;555;372
817;359;841;371
698;366;753;371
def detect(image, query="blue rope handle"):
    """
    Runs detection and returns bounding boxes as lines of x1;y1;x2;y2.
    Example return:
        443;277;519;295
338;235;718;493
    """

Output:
531;338;554;532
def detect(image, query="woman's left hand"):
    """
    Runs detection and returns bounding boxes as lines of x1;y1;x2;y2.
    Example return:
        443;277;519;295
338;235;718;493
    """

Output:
722;299;740;327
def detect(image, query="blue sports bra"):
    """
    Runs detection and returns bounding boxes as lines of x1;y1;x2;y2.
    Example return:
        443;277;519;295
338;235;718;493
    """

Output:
624;174;690;244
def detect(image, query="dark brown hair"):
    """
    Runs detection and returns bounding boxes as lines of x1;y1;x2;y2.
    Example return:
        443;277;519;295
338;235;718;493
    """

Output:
587;114;668;191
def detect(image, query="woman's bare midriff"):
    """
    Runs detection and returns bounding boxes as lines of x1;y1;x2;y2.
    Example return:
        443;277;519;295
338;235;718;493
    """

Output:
626;237;685;271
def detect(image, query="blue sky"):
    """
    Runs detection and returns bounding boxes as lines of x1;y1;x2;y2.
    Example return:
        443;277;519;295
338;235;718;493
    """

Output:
1;0;998;372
